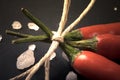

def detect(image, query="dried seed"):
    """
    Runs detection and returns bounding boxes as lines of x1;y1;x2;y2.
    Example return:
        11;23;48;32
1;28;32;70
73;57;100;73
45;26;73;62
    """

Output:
28;22;39;31
28;44;36;51
62;52;69;61
66;71;77;80
114;7;118;11
0;35;2;42
50;52;56;60
12;21;22;29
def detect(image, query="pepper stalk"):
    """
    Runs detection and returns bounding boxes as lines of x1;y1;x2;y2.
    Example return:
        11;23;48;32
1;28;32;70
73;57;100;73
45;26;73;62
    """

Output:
60;43;80;62
67;37;98;51
21;8;53;38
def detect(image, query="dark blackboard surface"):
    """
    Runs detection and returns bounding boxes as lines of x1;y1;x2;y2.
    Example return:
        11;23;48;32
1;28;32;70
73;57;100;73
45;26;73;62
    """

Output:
0;0;120;80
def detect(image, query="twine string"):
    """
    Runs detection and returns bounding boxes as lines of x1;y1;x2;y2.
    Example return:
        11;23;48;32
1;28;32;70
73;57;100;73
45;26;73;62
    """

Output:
9;0;95;80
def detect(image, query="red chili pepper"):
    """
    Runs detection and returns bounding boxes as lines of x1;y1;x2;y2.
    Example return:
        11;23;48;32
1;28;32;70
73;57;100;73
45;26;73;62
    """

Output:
65;22;120;40
73;51;120;80
60;43;120;80
68;34;120;61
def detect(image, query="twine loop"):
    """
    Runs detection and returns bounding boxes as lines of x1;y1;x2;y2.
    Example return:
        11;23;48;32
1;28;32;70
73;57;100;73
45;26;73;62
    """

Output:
51;31;64;43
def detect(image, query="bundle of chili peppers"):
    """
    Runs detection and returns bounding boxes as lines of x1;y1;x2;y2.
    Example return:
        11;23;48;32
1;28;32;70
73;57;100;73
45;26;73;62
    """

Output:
6;8;120;80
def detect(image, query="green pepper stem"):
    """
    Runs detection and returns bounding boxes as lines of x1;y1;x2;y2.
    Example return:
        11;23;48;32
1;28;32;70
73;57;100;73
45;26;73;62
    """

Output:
12;35;49;44
21;8;53;38
67;37;97;51
64;29;83;41
6;30;50;44
6;30;32;37
60;43;80;62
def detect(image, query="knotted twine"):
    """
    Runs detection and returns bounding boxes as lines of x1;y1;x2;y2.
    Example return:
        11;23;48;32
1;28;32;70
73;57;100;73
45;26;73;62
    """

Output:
9;0;95;80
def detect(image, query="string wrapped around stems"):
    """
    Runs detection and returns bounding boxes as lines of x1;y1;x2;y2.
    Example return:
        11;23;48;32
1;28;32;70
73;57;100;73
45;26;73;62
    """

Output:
9;0;95;80
25;0;71;80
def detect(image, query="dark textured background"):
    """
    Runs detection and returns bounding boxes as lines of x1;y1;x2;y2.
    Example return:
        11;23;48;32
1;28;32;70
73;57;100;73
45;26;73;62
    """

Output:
0;0;120;80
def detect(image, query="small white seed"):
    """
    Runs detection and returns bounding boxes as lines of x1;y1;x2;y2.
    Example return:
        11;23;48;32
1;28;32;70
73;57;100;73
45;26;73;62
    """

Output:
12;21;22;29
50;52;56;60
66;71;77;80
0;35;2;42
114;7;118;11
28;22;39;31
28;44;36;51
